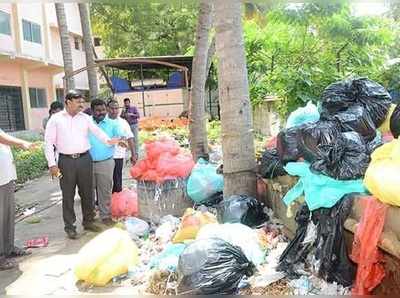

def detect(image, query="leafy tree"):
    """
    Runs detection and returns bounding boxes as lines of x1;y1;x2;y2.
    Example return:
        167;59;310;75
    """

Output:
91;1;198;57
244;0;398;116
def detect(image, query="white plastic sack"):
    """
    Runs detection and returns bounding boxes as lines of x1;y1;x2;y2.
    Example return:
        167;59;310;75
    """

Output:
196;223;266;266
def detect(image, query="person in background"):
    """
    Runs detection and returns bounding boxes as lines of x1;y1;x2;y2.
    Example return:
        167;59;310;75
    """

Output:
107;100;137;193
120;98;140;156
89;99;127;225
0;130;35;270
45;90;119;239
42;101;64;130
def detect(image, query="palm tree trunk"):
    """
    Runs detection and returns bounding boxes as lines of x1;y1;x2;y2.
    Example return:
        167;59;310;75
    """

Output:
189;0;213;161
78;3;98;99
55;3;75;91
214;0;257;197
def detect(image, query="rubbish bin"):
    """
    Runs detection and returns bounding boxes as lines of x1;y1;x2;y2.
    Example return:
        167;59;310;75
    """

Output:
136;178;193;224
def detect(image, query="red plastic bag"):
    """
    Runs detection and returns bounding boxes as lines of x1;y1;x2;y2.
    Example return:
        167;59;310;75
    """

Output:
350;196;387;295
111;189;138;218
130;138;195;183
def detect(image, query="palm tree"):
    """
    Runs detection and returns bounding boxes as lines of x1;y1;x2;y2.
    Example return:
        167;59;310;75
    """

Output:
214;0;257;197
78;3;98;99
189;0;213;161
55;3;75;90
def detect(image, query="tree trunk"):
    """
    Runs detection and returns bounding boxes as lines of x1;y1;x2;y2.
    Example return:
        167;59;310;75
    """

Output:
55;3;75;91
79;3;98;99
214;0;257;197
189;0;213;161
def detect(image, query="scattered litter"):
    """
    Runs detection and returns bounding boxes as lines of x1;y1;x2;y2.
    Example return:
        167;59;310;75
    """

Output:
124;217;150;240
25;236;49;248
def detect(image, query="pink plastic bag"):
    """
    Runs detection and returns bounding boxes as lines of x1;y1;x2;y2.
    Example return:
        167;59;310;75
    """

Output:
351;196;387;295
111;189;138;218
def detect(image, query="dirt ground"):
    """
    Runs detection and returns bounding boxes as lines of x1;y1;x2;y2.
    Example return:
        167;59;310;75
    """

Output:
0;166;138;295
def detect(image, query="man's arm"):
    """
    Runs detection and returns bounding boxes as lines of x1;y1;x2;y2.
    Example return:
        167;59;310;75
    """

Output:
88;118;119;145
132;106;140;119
44;117;57;168
0;130;32;149
127;137;137;163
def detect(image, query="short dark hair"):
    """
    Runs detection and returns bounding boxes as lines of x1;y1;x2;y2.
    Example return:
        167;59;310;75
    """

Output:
107;99;119;107
91;99;106;110
50;101;64;111
65;89;83;102
123;98;130;103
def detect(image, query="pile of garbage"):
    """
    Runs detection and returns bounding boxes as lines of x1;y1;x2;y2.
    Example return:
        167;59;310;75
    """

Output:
139;116;189;131
260;77;399;295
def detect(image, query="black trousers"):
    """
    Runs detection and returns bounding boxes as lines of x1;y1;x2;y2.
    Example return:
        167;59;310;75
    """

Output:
112;158;124;193
58;153;95;232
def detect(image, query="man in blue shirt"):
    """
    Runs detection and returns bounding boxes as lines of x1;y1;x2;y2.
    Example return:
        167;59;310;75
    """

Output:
89;99;126;225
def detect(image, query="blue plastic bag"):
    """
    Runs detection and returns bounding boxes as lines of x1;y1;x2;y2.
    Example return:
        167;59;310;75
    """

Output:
283;162;366;211
149;243;187;272
187;158;224;204
286;101;320;129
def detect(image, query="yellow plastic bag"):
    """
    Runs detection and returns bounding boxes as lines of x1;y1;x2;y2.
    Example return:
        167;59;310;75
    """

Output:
364;139;400;207
378;104;396;134
74;228;139;286
172;208;217;243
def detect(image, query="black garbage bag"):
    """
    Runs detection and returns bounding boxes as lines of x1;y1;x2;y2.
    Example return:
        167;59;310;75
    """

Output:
217;195;268;227
260;149;287;179
321;79;356;113
390;103;400;138
310;131;370;180
277;196;357;287
321;78;391;128
352;78;392;127
312;194;356;287
199;191;223;207
177;238;255;295
277;204;313;279
366;132;383;155
276;127;302;163
330;104;377;142
298;121;341;162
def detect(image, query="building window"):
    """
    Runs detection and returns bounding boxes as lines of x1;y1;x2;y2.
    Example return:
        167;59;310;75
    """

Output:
0;10;11;36
56;88;64;102
22;19;42;44
29;88;47;108
74;36;80;50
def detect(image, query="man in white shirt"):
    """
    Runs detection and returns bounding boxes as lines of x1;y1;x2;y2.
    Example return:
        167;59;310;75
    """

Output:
107;100;137;193
0;129;35;270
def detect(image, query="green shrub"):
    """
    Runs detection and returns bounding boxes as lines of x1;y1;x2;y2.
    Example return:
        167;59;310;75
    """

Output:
12;142;47;184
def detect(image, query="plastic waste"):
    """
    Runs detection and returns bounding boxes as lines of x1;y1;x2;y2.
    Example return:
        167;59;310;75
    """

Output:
310;131;370;180
364;139;400;206
130;138;195;183
177;238;255;294
155;216;180;244
283;162;366;211
124;217;149;240
390;103;400;138
366;130;383;154
278;196;356;287
217;195;268;227
149;243;187;272
331;105;377;142
187;158;224;204
111;189;138;218
311;195;356;287
350;197;387;295
321;77;391;127
259;149;287;179
172;208;217;243
286;101;320;129
74;228;139;286
276;127;302;163
298;120;340;162
197;223;266;266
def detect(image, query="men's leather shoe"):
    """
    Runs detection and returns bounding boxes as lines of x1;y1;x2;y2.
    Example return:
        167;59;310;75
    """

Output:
66;230;78;239
83;222;103;232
